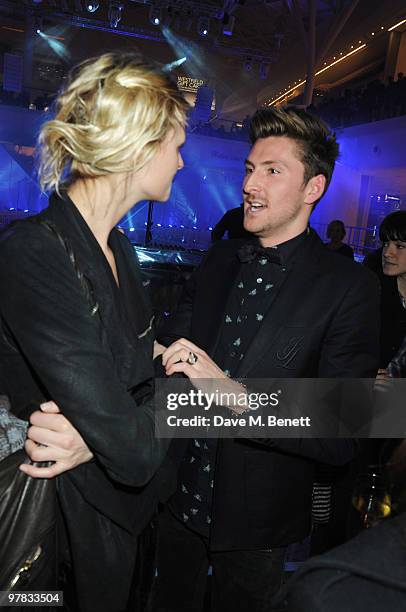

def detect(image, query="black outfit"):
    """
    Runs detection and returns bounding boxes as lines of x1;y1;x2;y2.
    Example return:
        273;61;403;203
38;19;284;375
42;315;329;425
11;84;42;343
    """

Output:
388;333;406;377
0;194;170;612
169;233;307;537
280;513;406;612
364;247;406;367
378;274;406;368
150;229;380;612
363;247;383;276
211;206;252;241
325;242;354;260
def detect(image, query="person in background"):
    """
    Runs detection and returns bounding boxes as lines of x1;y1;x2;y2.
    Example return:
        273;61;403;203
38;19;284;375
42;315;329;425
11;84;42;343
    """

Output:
280;351;406;612
325;219;354;259
211;203;252;241
0;51;188;612
376;211;406;370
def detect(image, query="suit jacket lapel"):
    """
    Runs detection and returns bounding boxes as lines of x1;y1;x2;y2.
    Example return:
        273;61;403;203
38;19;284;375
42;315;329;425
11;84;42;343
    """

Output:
109;231;154;340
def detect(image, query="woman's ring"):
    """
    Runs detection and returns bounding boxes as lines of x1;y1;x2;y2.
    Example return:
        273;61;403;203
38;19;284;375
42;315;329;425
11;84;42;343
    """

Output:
187;351;198;365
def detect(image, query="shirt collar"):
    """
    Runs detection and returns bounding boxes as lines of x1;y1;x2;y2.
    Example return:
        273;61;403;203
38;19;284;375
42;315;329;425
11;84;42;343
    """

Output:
256;226;310;266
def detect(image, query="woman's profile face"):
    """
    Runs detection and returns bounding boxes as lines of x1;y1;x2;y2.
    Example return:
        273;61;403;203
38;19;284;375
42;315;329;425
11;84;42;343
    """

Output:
137;124;186;203
382;239;406;277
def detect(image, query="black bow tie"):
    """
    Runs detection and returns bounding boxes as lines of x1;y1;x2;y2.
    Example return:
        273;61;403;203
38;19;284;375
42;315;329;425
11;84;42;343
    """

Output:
238;243;281;265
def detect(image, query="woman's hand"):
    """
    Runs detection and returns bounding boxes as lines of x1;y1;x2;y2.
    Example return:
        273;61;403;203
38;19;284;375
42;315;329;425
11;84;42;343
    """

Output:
162;338;248;413
19;401;94;478
154;340;166;360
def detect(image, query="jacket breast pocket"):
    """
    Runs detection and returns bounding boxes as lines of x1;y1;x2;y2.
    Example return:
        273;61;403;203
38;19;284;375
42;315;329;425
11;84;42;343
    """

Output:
272;325;323;371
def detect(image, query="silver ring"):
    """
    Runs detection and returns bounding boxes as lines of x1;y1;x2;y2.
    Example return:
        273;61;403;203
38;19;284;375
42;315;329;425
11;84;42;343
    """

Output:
187;351;198;365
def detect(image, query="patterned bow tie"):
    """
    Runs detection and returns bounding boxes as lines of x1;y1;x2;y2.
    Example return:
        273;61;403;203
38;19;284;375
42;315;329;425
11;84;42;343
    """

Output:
238;243;281;265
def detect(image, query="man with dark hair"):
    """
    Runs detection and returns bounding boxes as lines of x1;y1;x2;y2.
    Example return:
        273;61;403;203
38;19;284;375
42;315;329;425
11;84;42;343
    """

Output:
326;220;354;259
211;204;252;242
249;107;339;192
147;107;379;611
23;108;380;612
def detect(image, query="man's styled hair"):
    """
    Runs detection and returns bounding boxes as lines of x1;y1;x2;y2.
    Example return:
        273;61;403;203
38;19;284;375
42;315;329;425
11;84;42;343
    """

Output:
249;107;339;194
379;211;406;243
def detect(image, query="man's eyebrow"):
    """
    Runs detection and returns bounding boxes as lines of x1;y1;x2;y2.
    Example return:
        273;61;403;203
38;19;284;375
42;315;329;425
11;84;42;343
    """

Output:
244;159;288;168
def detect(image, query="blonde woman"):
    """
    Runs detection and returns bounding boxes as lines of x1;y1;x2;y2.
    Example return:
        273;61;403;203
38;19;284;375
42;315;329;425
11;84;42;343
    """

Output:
0;52;187;611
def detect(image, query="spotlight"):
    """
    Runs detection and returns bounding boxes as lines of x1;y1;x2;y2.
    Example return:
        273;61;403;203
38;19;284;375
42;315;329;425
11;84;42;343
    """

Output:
222;14;235;36
259;62;269;80
35;16;43;35
197;16;210;37
86;1;99;11
149;5;162;26
244;57;253;72
163;56;187;71
108;1;123;28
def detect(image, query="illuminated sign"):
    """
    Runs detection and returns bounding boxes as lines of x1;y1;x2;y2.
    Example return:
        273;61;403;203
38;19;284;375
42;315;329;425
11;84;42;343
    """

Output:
177;76;205;92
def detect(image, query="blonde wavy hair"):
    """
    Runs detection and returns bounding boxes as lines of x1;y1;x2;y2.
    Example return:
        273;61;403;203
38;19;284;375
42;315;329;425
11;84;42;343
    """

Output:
38;52;188;193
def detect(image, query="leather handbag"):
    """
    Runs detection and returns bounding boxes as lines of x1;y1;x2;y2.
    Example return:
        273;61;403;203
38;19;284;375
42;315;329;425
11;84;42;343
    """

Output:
0;449;57;593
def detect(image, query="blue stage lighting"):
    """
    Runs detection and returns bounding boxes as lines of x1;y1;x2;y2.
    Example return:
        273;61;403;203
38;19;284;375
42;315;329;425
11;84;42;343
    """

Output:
149;6;162;26
163;56;187;71
198;17;210;37
108;1;123;28
222;15;235;36
86;1;99;12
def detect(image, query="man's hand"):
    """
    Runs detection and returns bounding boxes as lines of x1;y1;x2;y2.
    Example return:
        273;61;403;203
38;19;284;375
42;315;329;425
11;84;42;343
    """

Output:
163;338;226;380
19;401;94;478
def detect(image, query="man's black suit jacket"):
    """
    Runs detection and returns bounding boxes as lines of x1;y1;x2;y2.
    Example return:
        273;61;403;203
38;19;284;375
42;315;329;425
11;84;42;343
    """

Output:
158;230;380;549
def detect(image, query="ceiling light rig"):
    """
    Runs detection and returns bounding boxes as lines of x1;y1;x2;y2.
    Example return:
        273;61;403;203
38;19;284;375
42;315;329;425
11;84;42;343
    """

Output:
264;16;406;106
149;5;162;26
86;1;99;12
197;16;210;37
222;13;235;36
267;43;366;106
388;18;406;31
259;61;270;80
134;1;239;38
108;1;123;29
243;57;253;72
